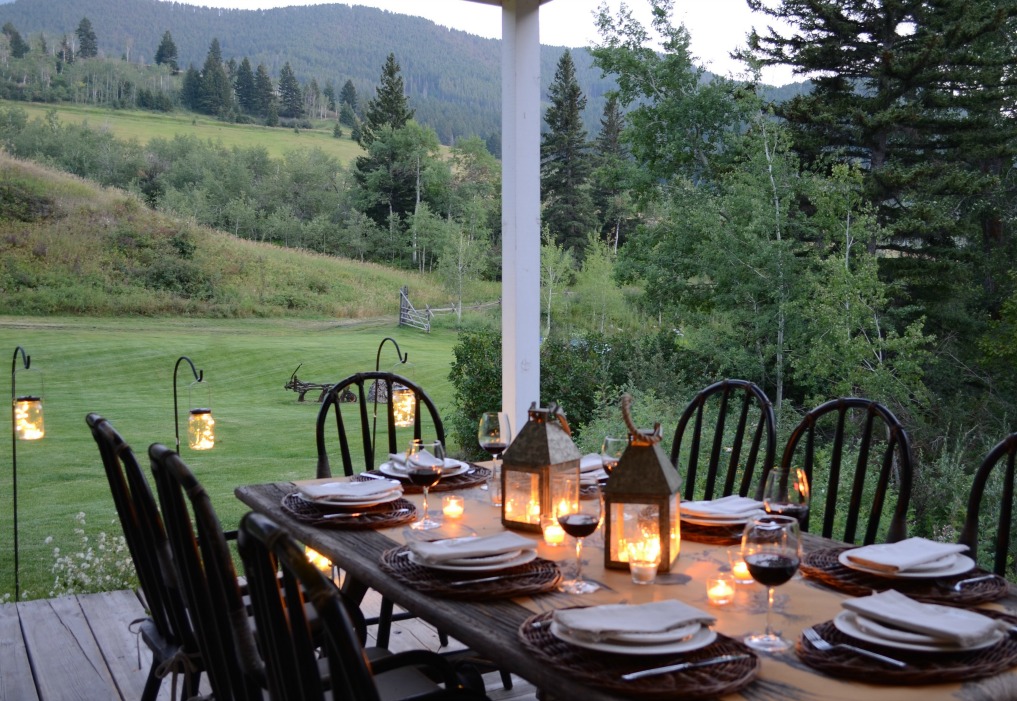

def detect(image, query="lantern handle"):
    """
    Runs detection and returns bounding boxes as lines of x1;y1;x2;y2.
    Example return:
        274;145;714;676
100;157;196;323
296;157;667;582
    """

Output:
620;394;662;444
546;402;573;436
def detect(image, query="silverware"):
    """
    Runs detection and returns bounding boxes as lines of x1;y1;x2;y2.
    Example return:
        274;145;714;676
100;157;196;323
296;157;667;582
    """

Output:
951;573;997;591
321;507;410;520
802;627;907;668
621;653;751;681
446;572;535;587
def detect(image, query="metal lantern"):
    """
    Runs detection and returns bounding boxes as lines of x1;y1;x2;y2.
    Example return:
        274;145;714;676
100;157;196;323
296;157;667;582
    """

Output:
13;396;44;441
391;384;415;428
188;408;215;450
501;402;581;532
604;395;682;572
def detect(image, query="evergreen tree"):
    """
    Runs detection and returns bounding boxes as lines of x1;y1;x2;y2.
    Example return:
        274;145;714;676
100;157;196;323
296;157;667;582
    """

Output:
75;17;97;59
198;38;233;116
541;49;597;255
339;102;357;129
36;34;46;55
358;53;413;147
180;64;201;110
277;62;303;118
2;22;29;59
254;63;275;118
235;57;256;114
305;77;321;118
591;93;634;251
333;121;342;138
339;78;357;113
153;30;178;72
323;81;336;113
56;34;73;72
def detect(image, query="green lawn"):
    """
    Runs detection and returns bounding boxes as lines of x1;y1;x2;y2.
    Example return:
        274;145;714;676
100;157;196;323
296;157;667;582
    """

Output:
0;315;464;599
2;100;364;163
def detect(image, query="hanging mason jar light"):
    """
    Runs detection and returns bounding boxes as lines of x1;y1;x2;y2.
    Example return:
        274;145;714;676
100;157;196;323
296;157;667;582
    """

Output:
390;384;416;428
13;395;44;441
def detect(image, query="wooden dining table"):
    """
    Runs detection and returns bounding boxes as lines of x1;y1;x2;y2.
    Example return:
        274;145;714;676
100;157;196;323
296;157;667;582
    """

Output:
235;479;1017;701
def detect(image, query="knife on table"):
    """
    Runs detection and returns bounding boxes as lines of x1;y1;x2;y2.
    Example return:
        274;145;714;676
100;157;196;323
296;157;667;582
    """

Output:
621;653;752;681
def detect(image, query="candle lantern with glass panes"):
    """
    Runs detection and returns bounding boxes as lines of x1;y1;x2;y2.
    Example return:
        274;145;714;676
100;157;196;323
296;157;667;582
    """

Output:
500;402;580;533
603;394;682;572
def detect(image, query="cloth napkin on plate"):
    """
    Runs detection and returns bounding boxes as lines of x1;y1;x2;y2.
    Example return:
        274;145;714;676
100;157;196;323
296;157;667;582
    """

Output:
580;453;606;473
552;600;716;643
841;590;1006;647
387;451;455;469
844;537;968;574
681;495;764;518
293;478;401;502
408;531;534;565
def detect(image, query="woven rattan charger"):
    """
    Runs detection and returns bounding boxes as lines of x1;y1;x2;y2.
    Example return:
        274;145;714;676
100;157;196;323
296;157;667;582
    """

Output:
518;611;759;700
280;492;417;529
379;545;561;600
679;519;744;546
797;612;1017;685
356;465;491;494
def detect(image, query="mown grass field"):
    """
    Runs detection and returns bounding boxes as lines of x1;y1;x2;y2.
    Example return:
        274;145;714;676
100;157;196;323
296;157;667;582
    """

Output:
0;315;482;599
1;99;364;163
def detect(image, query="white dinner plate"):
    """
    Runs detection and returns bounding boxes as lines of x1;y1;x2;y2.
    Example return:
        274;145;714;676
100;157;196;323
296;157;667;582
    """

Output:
378;461;469;479
680;510;764;526
833;611;1004;653
293;490;402;508
407;548;537;572
550;621;716;655
837;550;976;579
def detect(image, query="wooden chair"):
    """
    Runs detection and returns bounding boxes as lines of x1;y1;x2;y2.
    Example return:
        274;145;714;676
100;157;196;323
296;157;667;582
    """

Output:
773;397;913;545
85;414;203;701
670;379;776;500
236;511;490;701
316;371;445;478
149;443;265;701
959;432;1017;576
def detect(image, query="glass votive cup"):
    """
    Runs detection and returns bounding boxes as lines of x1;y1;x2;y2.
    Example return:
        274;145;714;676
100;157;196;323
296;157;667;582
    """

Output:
540;515;566;546
442;495;465;520
489;465;502;506
707;575;736;606
626;541;661;585
728;551;755;584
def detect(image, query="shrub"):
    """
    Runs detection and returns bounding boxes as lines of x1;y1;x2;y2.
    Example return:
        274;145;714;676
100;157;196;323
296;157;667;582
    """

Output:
47;512;136;597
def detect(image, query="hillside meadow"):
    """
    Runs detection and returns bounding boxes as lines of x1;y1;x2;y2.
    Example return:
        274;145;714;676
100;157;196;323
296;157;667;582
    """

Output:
0;99;363;163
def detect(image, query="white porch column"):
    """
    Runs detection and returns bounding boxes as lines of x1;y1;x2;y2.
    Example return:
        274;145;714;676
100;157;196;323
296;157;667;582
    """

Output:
501;0;542;431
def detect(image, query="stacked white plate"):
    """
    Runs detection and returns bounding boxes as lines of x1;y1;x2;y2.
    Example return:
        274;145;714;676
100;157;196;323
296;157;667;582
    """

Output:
578;453;609;486
379;454;471;479
838;537;974;579
550;600;717;655
406;532;538;572
680;495;765;527
292;477;403;507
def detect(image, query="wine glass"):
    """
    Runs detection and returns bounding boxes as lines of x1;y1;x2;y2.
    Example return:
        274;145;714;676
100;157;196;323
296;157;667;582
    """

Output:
406;440;445;531
741;514;801;651
763;467;810;529
478;412;511;504
599;436;627;482
557;492;603;594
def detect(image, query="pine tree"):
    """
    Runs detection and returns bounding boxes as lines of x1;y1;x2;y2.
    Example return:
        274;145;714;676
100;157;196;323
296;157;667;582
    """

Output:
277;62;303;118
180;64;201;110
153;30;178;72
323;81;337;113
254;63;275;118
235;57;256;114
2;22;29;59
75;17;97;59
339;79;357;113
56;34;73;72
591;94;633;251
198;38;233;116
358;54;413;147
541;50;597;255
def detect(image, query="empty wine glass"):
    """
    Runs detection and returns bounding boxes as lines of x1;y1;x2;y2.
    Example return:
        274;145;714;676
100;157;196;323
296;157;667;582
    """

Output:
478;412;511;505
557;492;603;595
407;440;444;531
741;514;801;651
763;467;810;529
600;436;627;481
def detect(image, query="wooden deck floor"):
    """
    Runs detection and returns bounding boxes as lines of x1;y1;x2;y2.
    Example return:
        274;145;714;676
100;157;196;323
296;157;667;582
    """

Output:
0;589;538;701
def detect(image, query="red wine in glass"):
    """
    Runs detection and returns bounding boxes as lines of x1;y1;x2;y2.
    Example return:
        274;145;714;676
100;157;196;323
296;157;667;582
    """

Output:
479;441;507;458
745;552;800;587
407;441;444;531
407;467;442;488
557;513;599;538
741;514;801;652
766;503;809;529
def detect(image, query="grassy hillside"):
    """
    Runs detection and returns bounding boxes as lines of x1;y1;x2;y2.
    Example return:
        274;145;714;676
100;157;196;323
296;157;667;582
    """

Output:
1;100;363;163
0;152;497;317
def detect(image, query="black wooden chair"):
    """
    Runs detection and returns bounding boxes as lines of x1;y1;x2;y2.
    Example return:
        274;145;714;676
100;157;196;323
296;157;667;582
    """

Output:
149;443;266;701
959;432;1017;576
316;371;445;478
86;414;203;701
670;379;776;501
237;511;490;701
772;397;913;545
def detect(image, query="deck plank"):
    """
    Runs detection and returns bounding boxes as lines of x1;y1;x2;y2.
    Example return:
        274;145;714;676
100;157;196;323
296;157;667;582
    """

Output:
19;596;122;701
0;603;40;701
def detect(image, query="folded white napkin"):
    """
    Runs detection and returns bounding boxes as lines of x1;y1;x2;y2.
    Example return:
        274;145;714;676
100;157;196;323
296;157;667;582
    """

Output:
552;600;716;643
408;532;534;565
842;590;1005;647
294;478;401;502
844;537;968;574
580;453;606;473
387;451;456;469
681;495;764;517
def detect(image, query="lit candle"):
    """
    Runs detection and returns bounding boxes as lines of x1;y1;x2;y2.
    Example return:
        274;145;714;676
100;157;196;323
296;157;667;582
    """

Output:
729;555;754;584
541;516;566;546
527;499;541;524
707;577;735;606
442;495;464;519
626;538;661;585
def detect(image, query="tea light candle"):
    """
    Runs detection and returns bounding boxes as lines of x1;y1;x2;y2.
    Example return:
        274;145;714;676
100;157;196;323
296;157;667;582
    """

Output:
629;561;658;584
540;515;566;546
707;577;735;606
729;557;754;584
442;495;465;519
626;539;661;585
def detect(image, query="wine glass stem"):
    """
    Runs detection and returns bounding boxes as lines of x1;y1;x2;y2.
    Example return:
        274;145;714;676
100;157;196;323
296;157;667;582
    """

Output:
421;487;429;520
765;586;775;638
574;537;584;581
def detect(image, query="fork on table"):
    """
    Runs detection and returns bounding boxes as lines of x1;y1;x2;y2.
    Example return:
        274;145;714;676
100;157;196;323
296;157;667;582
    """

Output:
802;627;907;669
